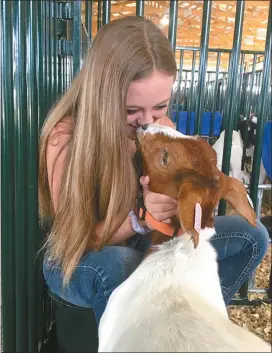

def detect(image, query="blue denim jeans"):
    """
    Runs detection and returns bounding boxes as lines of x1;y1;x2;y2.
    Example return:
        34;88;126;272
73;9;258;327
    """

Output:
43;215;269;325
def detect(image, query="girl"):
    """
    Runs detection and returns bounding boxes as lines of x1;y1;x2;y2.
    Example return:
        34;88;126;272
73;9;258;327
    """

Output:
39;16;269;325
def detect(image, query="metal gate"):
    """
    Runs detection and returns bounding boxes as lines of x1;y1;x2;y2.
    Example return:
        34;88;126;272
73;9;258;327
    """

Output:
1;1;271;351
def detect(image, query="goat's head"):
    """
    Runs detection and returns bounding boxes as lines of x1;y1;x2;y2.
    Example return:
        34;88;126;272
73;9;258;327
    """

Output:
136;123;256;242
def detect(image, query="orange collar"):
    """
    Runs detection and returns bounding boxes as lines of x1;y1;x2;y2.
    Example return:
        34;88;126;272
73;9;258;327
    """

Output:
139;208;183;237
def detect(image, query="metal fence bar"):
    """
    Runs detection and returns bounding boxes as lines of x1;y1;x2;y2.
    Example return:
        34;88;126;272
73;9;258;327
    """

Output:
187;51;197;134
241;70;249;117
218;0;245;215
65;54;68;89
204;72;211;110
245;54;257;119
36;1;48;339
85;0;93;44
168;0;178;53
26;1;39;350
241;50;266;55
97;0;102;30
13;1;29;350
1;1;16;351
103;0;111;25
48;0;53;106
136;0;144;17
182;69;228;74
44;1;49;113
176;47;265;56
210;52;221;136
37;0;45;129
195;0;212;134
53;0;58;100
72;1;82;75
220;73;227;112
250;1;272;208
235;53;245;127
175;50;184;127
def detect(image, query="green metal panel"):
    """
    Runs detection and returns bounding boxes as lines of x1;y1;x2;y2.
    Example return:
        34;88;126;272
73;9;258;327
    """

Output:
13;2;28;350
1;1;16;351
250;1;271;208
187;51;197;134
195;0;212;135
85;0;93;44
168;1;178;53
241;71;249;117
97;0;102;31
53;1;58;100
26;2;39;351
210;52;221;136
48;1;53;105
175;50;184;125
73;1;82;75
136;0;144;17
1;1;77;351
235;53;245;125
103;0;111;25
218;0;245;216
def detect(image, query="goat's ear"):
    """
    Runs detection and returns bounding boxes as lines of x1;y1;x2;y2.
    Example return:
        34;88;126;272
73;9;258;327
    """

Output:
219;173;256;227
176;172;217;241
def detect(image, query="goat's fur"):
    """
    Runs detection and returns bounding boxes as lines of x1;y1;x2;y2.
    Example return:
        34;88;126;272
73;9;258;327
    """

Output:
98;229;270;352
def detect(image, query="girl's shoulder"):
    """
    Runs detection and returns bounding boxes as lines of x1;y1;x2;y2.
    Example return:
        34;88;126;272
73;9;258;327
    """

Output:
46;116;75;207
48;116;75;147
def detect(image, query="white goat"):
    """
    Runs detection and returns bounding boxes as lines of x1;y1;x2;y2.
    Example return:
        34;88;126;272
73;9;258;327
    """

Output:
212;130;250;184
98;228;270;352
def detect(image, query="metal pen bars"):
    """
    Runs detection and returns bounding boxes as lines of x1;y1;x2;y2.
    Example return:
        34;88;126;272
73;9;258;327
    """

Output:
250;2;272;208
1;0;74;351
174;2;271;214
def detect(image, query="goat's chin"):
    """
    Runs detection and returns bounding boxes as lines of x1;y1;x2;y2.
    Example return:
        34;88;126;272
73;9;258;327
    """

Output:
197;227;216;241
181;227;216;245
151;227;216;253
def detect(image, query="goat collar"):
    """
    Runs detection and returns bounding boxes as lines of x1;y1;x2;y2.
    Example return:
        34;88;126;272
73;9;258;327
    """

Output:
136;189;183;237
137;192;202;247
138;207;183;237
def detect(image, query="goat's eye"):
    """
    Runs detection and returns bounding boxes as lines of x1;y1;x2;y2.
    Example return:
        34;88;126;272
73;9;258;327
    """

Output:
160;149;169;167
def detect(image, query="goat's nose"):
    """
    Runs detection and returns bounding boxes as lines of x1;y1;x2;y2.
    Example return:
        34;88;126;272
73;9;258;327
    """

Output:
142;124;149;130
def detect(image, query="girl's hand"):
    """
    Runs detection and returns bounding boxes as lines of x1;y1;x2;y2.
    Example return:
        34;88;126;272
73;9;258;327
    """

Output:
139;175;178;226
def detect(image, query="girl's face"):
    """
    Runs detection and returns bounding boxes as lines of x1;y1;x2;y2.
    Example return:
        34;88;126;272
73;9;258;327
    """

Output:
126;70;175;140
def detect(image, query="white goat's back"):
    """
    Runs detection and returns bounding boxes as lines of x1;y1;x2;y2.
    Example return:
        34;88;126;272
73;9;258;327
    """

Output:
103;290;270;352
98;232;270;352
212;130;244;181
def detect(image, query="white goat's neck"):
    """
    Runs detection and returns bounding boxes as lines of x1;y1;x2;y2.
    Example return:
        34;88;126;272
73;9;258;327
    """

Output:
98;228;228;351
132;228;227;317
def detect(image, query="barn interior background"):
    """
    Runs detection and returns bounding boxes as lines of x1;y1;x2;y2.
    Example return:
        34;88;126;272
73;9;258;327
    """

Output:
1;0;271;352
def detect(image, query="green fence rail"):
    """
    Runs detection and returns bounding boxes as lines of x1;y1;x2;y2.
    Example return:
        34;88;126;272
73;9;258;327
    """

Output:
1;0;75;351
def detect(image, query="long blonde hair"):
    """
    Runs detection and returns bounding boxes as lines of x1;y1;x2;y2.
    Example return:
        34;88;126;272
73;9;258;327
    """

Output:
39;16;177;284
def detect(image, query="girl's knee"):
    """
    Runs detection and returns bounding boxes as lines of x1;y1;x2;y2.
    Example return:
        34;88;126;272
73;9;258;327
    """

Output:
78;246;144;299
254;220;270;258
43;245;144;310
